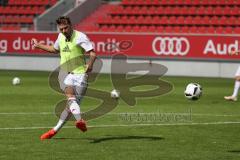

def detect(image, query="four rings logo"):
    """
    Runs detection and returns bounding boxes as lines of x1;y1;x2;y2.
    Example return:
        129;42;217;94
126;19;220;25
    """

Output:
152;37;190;56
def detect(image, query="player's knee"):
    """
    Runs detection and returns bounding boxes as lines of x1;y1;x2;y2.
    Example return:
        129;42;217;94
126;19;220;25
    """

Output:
65;86;74;94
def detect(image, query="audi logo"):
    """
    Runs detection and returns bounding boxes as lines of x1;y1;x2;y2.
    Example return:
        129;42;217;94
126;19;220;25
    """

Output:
152;37;190;56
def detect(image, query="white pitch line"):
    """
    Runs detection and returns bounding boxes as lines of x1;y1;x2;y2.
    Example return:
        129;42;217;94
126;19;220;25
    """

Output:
0;112;240;117
0;112;54;115
1;121;240;130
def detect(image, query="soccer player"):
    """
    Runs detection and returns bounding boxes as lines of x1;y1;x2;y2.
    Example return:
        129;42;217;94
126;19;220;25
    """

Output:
32;16;96;139
224;51;240;101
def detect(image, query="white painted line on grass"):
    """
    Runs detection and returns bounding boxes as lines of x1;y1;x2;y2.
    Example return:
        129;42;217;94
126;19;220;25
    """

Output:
0;112;240;117
0;121;240;130
0;112;54;115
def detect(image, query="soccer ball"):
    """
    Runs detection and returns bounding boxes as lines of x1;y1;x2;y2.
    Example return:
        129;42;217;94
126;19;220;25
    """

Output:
184;83;202;100
12;77;21;85
111;89;120;99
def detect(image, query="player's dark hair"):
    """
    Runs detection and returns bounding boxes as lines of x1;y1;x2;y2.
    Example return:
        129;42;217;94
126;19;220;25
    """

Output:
56;16;72;25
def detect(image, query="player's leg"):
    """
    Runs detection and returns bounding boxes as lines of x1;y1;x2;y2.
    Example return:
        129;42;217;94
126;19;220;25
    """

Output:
231;76;240;98
224;66;240;101
65;85;87;132
40;108;70;140
65;86;81;121
73;74;88;132
40;73;73;140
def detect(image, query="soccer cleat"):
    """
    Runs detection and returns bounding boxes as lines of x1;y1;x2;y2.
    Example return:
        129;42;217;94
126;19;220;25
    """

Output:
224;96;237;101
75;119;87;132
40;129;57;140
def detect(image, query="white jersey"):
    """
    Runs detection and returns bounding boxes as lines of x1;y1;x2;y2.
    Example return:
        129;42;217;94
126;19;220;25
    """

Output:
53;30;93;52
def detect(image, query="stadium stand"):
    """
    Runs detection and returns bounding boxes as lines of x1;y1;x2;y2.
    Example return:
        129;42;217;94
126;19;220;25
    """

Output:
75;0;240;34
1;0;240;34
0;0;57;31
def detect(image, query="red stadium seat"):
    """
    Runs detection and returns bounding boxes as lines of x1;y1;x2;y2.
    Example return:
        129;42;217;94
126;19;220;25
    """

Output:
189;26;198;33
205;7;214;16
172;6;181;15
179;7;189;15
144;16;152;24
210;16;219;25
176;16;185;25
192;16;202;25
72;0;240;33
224;6;232;16
149;25;156;32
164;26;173;33
231;6;240;16
108;25;116;32
224;27;233;34
228;16;237;26
100;25;109;32
184;0;192;5
124;25;132;32
164;6;172;15
200;0;209;5
214;6;224;16
168;16;177;25
172;26;181;33
148;6;156;15
188;7;196;15
202;16;211;25
156;26;164;32
215;27;224;34
152;16;161;25
132;25;140;32
128;16;137;25
233;27;240;34
152;0;160;5
115;25;124;32
156;6;164;14
159;16;168;24
181;26;189;33
198;26;208;33
197;7;205;16
206;26;216;33
219;16;228;26
139;26;148;32
185;16;193;25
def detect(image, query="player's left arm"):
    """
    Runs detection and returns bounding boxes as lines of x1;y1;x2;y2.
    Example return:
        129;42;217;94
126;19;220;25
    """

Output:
77;32;96;73
85;50;96;73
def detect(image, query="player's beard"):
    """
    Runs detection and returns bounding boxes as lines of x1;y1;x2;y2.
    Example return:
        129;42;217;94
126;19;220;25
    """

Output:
64;29;73;42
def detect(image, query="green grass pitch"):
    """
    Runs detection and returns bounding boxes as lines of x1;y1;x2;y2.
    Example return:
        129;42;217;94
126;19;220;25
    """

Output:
0;70;240;160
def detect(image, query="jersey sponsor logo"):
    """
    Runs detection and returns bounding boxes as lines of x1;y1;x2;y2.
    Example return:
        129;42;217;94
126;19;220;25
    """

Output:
152;37;190;56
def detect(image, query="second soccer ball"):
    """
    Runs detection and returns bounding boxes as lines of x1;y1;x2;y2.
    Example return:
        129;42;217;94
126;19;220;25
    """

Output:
12;77;21;85
184;83;202;100
111;89;120;99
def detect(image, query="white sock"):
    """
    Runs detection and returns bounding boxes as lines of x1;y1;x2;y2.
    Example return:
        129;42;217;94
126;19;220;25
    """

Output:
232;81;240;98
69;100;81;121
53;108;70;132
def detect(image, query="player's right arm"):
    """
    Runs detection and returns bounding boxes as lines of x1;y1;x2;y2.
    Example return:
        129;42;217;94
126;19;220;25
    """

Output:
31;38;58;54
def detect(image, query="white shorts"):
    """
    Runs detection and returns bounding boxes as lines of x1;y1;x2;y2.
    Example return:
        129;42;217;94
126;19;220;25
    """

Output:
235;66;240;77
58;72;88;103
63;73;88;87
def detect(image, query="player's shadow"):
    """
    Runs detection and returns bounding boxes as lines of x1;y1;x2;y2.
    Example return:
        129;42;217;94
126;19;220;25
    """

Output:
228;150;240;153
86;135;164;143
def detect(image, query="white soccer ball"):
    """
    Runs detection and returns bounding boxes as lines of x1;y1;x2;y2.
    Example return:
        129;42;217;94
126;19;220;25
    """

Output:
12;77;21;85
184;83;202;100
111;89;120;99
